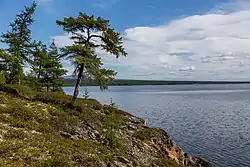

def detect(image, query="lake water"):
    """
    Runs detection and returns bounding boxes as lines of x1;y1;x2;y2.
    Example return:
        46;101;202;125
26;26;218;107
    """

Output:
63;85;250;167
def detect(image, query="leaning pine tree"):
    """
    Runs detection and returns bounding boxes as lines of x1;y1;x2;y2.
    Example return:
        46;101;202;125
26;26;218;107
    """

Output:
56;13;127;104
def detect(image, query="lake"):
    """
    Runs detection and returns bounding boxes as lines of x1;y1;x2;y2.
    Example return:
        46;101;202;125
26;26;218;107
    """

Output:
63;84;250;167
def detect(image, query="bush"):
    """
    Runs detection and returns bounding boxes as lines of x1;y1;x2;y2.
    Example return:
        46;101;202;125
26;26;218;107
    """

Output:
83;87;89;99
4;129;27;140
34;92;91;113
0;84;35;99
35;92;72;104
103;109;122;150
40;155;70;167
133;128;171;142
52;87;65;94
0;71;6;84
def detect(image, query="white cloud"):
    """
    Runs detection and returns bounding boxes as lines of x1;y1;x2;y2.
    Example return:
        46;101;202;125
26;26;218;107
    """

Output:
36;0;52;5
178;66;196;72
53;0;250;80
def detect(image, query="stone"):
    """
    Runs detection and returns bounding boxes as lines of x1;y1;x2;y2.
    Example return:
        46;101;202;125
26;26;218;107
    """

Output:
60;131;72;138
117;156;130;164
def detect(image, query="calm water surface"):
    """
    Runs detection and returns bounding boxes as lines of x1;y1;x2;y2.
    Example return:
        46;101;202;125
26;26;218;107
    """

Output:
63;84;250;167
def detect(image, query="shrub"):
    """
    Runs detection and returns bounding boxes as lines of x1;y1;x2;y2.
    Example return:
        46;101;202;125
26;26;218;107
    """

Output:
103;109;122;150
39;155;70;167
52;87;65;94
35;92;73;109
0;71;6;84
0;84;35;99
34;92;96;112
4;129;27;140
83;87;89;99
133;128;170;141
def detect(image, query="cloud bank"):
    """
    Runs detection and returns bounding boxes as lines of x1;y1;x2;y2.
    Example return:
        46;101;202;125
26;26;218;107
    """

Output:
53;0;250;80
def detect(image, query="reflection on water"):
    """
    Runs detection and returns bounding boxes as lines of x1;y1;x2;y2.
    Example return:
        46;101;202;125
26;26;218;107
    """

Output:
64;84;250;167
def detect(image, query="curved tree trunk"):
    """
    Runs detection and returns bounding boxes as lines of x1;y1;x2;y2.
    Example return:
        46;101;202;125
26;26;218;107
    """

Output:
72;64;84;105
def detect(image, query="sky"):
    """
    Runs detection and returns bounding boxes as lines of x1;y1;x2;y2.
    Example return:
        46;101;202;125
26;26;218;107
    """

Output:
1;0;250;80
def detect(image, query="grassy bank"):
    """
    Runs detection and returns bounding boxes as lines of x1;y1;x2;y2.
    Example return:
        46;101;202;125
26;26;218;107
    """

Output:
0;85;210;167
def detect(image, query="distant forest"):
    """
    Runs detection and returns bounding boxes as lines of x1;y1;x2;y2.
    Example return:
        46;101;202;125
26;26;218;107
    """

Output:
63;78;250;86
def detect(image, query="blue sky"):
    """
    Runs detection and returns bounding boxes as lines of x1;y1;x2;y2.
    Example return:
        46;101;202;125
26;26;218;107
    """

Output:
1;0;250;80
0;0;230;43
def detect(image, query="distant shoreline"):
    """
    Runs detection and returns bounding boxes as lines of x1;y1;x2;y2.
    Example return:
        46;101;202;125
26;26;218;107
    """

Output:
63;78;250;87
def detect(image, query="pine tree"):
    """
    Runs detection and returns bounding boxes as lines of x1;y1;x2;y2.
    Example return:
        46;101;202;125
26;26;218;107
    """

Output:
30;41;67;91
1;2;37;84
56;13;127;104
47;41;67;92
31;41;47;78
30;41;47;90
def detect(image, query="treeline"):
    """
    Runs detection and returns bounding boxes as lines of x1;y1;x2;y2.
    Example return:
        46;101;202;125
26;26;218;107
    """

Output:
64;78;169;86
0;1;127;104
64;78;250;86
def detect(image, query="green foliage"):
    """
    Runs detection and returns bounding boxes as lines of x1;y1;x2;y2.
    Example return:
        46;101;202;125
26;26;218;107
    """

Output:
23;75;43;91
109;98;117;108
0;92;118;166
53;87;65;93
103;115;122;149
35;92;73;106
57;12;127;102
3;129;27;140
83;87;89;99
0;50;12;72
103;101;122;149
34;91;101;113
1;2;37;84
0;71;6;84
0;87;184;167
39;155;70;167
0;84;35;99
30;41;67;91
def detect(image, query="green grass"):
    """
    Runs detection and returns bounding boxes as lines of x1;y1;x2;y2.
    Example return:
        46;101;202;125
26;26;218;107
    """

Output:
0;86;128;166
0;132;115;166
0;84;35;99
0;85;184;167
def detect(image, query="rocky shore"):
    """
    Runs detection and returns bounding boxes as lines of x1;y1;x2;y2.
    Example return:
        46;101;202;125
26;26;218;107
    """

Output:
0;85;211;167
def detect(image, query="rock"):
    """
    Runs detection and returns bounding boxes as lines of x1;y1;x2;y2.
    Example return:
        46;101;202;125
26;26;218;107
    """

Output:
127;124;137;131
195;157;211;167
184;156;211;167
114;161;133;167
117;156;130;164
60;131;72;139
0;134;3;142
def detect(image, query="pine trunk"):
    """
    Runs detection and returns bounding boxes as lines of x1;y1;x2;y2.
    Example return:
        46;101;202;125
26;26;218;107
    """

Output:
72;65;84;105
